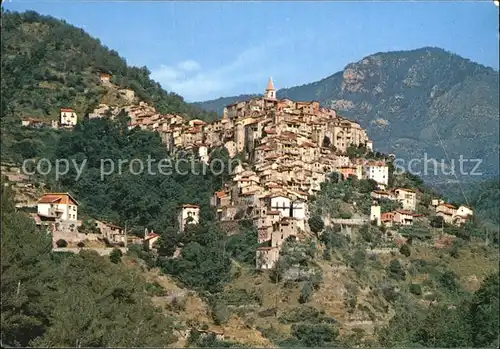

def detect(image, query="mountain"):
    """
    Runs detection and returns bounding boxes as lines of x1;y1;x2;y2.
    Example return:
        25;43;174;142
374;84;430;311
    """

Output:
0;9;218;123
193;47;500;184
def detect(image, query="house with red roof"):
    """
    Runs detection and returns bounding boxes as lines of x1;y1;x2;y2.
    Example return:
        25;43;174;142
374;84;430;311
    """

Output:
37;192;79;221
143;228;160;250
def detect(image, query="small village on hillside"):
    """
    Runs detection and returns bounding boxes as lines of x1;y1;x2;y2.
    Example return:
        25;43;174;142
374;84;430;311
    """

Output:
12;74;475;267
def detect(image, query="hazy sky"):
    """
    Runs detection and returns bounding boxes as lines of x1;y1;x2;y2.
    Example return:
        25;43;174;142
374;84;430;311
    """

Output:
4;1;499;102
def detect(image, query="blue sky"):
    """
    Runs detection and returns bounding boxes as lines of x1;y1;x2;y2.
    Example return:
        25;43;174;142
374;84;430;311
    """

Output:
4;1;499;102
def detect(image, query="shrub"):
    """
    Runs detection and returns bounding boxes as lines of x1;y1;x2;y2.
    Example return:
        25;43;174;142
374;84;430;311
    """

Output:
109;248;123;264
299;282;314;304
167;296;187;312
311;271;323;290
77;241;85;248
56;239;68;248
308;215;324;235
409;283;422;296
291;323;339;347
438;270;458;292
399;244;411;257
211;302;230;325
381;284;398;302
387;259;406;281
279;305;320;324
258;308;277;318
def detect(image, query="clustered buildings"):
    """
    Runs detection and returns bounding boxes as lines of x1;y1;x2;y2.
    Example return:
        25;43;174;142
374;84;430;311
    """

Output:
22;76;473;268
129;78;383;269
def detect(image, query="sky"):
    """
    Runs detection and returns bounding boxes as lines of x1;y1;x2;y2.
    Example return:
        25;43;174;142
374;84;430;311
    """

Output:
3;1;499;102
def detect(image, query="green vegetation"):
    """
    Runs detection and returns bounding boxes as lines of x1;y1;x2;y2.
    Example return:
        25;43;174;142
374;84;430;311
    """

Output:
20;116;229;235
0;186;177;347
1;9;218;163
1;10;498;348
1;9;217;121
378;273;499;348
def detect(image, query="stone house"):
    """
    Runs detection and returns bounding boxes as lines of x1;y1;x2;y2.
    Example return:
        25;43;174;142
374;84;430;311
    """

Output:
394;188;417;211
435;203;457;224
99;72;111;84
95;220;126;245
256;246;279;270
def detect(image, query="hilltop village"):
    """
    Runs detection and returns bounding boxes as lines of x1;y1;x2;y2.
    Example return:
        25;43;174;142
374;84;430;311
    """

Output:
17;76;474;267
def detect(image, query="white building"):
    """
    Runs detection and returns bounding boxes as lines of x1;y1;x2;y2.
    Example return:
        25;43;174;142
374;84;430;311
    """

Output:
60;108;78;127
366;140;374;151
370;204;381;226
178;204;200;232
290;200;307;220
268;195;291;218
37;192;79;221
456;205;473;218
365;161;389;186
198;146;209;165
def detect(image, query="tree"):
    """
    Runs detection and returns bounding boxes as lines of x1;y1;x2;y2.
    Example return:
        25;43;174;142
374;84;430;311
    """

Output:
291;323;339;347
56;239;68;248
357;179;378;194
109;248;123;264
469;273;499;347
1;191;177;347
308;215;324;235
157;228;179;257
299;282;314;304
430;215;444;228
387;259;405;281
399;244;411;257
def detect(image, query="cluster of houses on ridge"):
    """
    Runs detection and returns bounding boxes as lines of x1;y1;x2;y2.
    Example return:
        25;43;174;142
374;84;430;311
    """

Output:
19;75;474;268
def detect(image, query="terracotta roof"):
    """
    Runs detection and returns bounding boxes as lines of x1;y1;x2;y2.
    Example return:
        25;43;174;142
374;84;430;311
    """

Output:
38;193;79;206
60;108;74;112
367;161;386;167
145;232;160;240
215;191;228;198
191;120;206;125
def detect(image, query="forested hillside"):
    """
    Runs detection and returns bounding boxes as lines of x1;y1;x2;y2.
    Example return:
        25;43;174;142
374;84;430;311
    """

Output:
1;185;178;347
194;47;500;183
1;9;498;348
0;9;218;122
15;115;233;236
